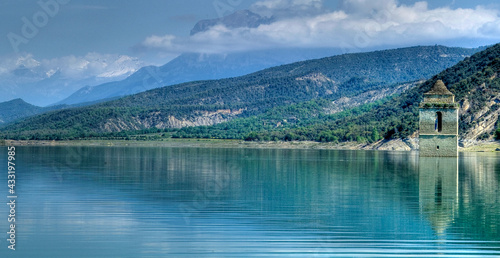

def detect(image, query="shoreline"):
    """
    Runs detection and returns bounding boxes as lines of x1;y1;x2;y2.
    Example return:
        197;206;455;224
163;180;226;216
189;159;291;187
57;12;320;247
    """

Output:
2;138;500;152
0;139;374;150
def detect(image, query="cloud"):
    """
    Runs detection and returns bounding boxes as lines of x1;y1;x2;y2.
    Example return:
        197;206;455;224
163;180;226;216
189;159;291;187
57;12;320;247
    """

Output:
479;20;500;35
250;0;324;18
0;52;146;105
139;0;500;56
43;53;144;79
252;0;322;10
339;0;399;16
0;53;40;75
0;52;144;80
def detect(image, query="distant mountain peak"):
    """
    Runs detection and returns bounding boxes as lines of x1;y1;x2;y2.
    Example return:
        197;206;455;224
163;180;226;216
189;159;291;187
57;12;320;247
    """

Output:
190;9;273;35
7;98;26;103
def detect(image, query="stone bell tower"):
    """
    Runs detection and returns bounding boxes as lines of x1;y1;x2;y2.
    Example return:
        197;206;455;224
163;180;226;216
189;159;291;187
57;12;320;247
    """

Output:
419;80;459;157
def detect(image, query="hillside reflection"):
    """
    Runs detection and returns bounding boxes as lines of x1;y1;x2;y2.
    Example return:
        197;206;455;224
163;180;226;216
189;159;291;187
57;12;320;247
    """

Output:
456;153;500;241
418;154;500;242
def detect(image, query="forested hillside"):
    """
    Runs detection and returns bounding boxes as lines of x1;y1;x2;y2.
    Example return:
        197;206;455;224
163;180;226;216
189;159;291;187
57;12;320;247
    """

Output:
0;99;70;126
190;43;500;144
0;46;482;140
0;99;44;125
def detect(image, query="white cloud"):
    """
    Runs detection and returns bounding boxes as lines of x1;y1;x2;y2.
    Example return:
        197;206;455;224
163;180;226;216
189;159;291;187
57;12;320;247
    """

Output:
252;0;322;10
340;0;399;16
251;0;324;17
0;54;40;75
139;0;500;55
0;52;144;80
142;35;177;49
479;20;500;35
0;52;147;105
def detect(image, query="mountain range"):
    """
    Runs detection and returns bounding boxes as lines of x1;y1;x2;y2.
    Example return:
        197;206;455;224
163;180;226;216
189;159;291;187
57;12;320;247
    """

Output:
56;9;343;106
55;48;345;106
194;42;500;148
0;45;485;140
0;54;143;106
1;10;341;107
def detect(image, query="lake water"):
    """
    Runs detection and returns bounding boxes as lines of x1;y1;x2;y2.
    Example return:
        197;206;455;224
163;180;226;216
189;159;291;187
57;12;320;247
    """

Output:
1;146;499;257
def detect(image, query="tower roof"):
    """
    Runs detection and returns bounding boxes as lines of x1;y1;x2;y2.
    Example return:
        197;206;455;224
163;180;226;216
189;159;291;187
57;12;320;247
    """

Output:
425;80;453;95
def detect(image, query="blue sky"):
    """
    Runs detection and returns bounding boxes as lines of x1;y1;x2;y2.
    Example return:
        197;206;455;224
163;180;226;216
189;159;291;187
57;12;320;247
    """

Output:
1;0;500;80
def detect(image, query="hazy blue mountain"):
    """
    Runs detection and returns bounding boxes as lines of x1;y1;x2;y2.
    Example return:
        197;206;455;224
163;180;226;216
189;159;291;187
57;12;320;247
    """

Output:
55;9;343;106
55;48;344;105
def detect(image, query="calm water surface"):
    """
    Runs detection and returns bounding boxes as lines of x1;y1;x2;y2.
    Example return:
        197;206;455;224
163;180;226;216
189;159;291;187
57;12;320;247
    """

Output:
1;146;499;257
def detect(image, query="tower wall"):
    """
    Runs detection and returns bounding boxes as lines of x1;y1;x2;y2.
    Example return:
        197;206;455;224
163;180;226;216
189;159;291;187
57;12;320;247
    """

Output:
419;135;458;157
419;103;459;157
419;108;458;135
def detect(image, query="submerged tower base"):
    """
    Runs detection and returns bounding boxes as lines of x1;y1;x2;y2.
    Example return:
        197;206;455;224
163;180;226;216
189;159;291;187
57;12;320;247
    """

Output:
419;135;458;157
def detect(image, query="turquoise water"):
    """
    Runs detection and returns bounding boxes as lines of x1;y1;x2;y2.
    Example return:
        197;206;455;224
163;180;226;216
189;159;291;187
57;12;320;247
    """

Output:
1;146;499;257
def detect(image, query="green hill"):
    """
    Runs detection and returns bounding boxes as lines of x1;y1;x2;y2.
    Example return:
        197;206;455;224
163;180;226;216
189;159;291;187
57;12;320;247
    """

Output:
0;98;87;127
0;99;46;126
191;43;500;144
0;45;483;140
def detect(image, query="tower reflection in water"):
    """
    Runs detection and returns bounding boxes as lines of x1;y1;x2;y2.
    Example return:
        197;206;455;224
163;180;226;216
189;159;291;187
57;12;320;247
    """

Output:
419;156;459;236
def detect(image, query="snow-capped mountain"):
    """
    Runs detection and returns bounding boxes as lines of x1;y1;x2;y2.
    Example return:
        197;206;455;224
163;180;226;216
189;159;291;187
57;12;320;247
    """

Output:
0;53;144;106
